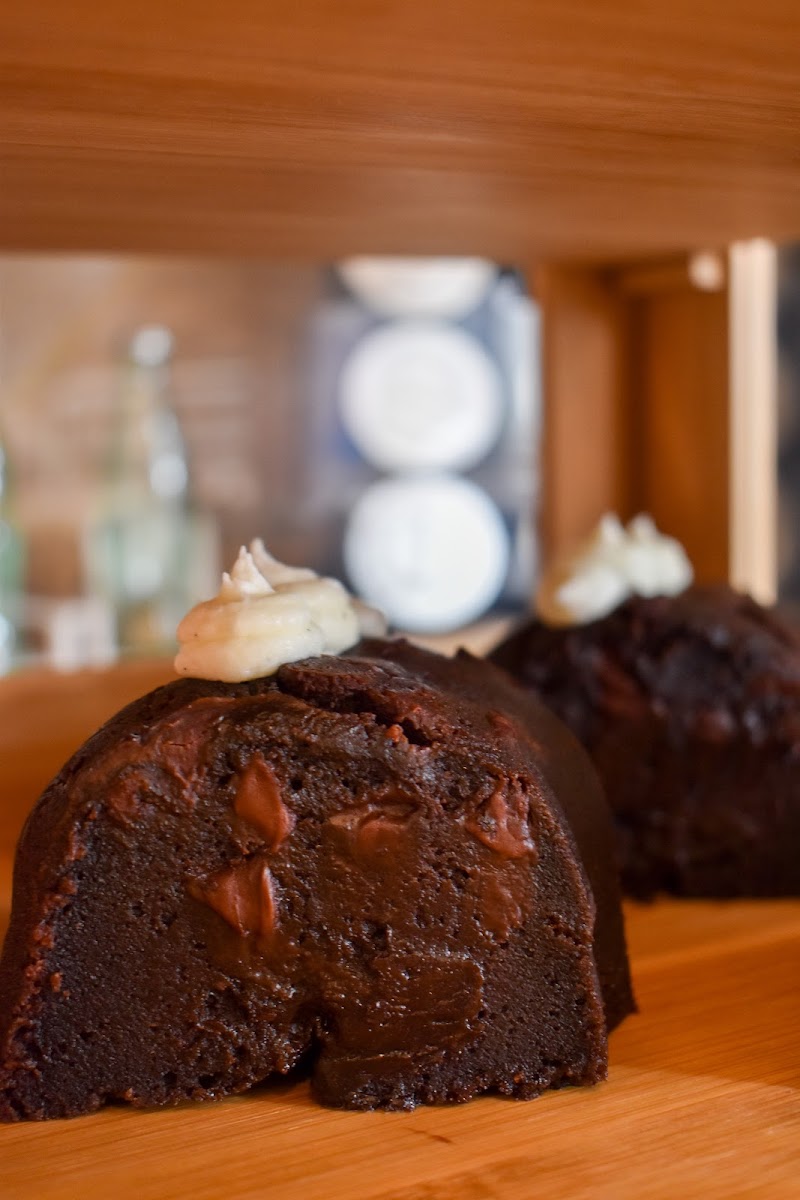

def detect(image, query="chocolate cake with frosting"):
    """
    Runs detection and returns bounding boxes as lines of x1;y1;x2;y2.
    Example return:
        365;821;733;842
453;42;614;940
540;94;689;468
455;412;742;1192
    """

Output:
0;546;633;1119
490;516;800;898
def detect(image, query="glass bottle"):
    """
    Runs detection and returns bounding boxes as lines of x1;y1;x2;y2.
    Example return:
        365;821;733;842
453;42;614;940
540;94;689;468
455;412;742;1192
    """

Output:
0;426;24;673
87;326;191;654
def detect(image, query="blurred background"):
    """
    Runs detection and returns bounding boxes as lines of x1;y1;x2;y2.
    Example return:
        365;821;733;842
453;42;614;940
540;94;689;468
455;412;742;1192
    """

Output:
0;255;540;672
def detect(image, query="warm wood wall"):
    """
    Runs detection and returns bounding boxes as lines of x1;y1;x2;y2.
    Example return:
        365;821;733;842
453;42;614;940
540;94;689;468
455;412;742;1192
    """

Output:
538;257;730;582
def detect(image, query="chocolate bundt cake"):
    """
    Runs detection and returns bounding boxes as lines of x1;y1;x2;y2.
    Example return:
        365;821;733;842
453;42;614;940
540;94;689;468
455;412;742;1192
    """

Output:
491;584;800;898
0;639;633;1120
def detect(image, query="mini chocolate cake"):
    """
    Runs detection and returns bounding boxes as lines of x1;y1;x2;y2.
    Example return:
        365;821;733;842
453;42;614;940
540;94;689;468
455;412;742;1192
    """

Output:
0;640;632;1120
490;585;800;898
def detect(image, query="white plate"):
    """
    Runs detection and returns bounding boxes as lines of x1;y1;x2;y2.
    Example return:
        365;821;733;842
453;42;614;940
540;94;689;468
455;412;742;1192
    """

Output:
337;257;495;319
339;321;503;473
344;474;510;633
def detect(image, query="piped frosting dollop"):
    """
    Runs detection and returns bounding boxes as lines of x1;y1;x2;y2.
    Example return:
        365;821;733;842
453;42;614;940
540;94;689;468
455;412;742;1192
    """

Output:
175;541;387;682
536;514;693;627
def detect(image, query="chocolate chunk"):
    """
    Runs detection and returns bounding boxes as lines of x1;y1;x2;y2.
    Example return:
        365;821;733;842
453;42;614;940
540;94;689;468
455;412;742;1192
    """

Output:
233;755;295;851
196;859;276;940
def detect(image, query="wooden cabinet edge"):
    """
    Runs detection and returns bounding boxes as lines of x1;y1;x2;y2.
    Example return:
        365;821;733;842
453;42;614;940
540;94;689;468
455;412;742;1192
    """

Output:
728;241;778;605
533;263;635;564
534;244;777;601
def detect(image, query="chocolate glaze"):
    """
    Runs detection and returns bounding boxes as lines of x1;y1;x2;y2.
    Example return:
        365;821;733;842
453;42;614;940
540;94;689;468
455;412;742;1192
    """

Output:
490;585;800;897
0;640;633;1119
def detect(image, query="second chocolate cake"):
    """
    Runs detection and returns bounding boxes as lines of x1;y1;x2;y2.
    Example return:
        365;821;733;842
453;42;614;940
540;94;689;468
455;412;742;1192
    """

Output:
491;521;800;899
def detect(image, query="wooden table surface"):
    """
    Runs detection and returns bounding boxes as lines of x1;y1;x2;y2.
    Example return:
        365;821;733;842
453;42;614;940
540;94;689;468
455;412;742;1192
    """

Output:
2;882;798;1200
1;665;799;1198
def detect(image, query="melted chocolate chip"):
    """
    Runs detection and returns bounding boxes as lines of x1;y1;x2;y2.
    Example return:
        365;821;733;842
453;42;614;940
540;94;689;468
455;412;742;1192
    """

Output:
233;755;295;851
466;779;537;861
471;874;528;942
324;954;484;1057
198;860;276;940
329;794;418;864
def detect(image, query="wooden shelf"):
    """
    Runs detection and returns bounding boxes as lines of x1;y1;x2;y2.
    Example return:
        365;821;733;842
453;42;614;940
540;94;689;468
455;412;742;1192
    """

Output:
2;871;798;1198
2;2;800;258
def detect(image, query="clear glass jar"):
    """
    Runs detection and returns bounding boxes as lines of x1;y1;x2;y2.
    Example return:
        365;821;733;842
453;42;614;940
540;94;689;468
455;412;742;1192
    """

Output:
0;432;25;673
86;326;192;655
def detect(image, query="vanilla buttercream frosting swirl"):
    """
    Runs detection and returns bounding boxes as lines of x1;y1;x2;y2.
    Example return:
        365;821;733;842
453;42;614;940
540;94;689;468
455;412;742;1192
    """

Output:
174;540;387;682
536;514;693;628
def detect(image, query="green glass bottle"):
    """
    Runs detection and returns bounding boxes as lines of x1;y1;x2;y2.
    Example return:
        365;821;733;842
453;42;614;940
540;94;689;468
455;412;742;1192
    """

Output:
0;428;25;673
87;326;191;655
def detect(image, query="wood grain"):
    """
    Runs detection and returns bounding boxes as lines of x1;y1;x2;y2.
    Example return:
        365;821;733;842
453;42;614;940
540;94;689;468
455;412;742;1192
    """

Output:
729;241;779;603
634;274;731;583
1;866;797;1200
534;257;734;580
1;666;798;1198
2;2;800;257
535;264;634;560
